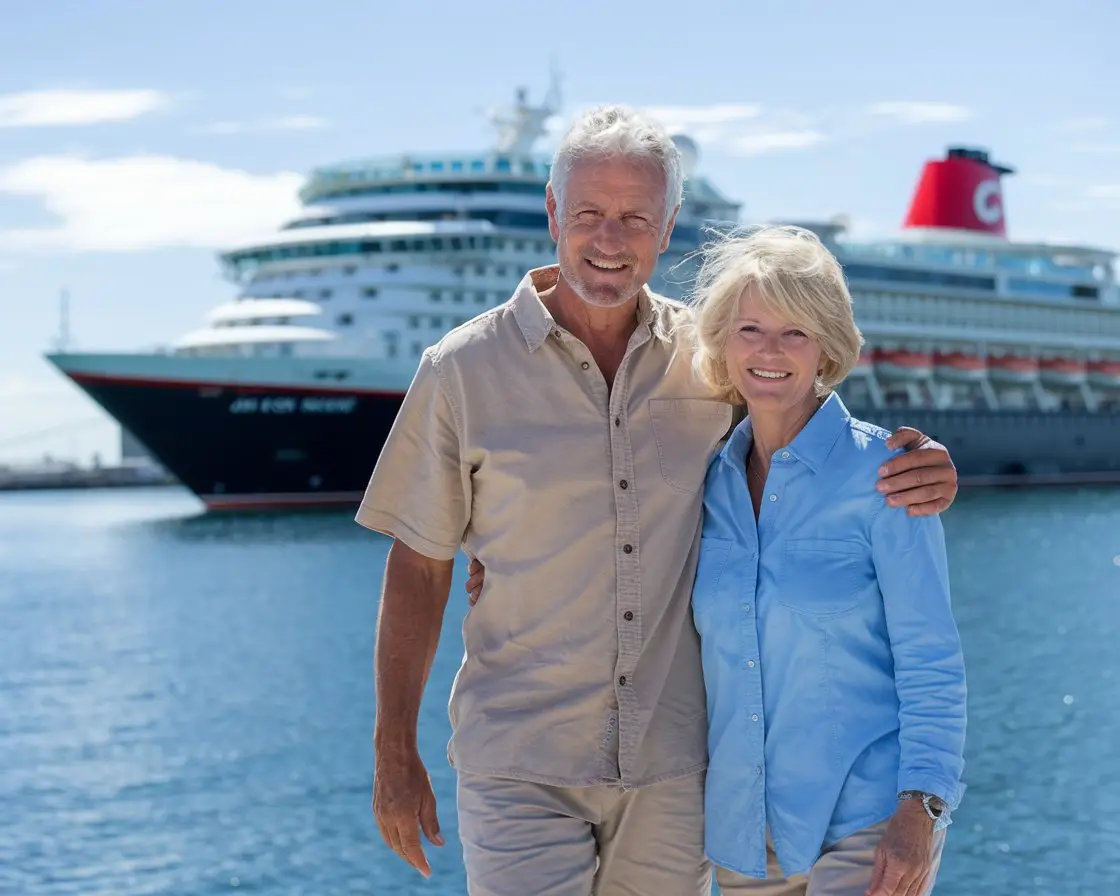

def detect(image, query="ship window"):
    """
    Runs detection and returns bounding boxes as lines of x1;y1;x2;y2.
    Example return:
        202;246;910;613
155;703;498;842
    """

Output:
412;341;423;356
363;287;379;298
513;240;525;251
451;160;463;172
474;291;486;303
496;265;507;277
431;290;442;301
387;263;398;273
475;264;485;275
430;317;442;328
452;292;463;303
408;316;419;329
495;157;511;172
344;266;357;275
450;237;463;250
320;289;332;299
391;240;406;252
337;313;353;326
387;343;398;358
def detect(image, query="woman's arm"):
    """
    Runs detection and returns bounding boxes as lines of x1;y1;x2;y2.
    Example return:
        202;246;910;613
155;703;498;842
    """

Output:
865;502;967;896
871;503;967;809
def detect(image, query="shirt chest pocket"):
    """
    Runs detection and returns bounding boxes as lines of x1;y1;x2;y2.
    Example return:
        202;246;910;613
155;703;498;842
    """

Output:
777;538;867;616
648;399;733;495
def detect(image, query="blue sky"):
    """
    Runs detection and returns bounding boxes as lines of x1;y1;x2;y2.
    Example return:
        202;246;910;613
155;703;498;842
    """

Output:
1;0;1118;464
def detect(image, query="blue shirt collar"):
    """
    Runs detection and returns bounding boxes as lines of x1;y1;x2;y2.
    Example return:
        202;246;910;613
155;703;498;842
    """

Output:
720;391;852;474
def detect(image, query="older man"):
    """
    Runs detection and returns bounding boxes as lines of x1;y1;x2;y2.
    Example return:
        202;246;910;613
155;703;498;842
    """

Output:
356;105;959;895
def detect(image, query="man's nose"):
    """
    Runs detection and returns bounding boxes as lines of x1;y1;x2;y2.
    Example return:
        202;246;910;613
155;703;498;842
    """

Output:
593;217;625;251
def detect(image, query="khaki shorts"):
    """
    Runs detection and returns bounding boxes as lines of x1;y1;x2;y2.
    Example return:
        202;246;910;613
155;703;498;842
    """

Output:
456;769;711;896
715;820;948;896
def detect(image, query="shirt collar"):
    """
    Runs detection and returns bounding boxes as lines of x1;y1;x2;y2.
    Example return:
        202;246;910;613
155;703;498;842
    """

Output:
720;391;852;474
509;264;668;352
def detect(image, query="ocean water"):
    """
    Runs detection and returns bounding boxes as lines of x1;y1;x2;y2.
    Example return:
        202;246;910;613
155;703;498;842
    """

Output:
1;485;1118;895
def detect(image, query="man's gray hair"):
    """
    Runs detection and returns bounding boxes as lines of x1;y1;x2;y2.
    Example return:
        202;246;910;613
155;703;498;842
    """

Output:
548;105;684;226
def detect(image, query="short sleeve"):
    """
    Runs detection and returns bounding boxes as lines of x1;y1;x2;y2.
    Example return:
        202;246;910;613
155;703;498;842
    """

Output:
354;349;470;560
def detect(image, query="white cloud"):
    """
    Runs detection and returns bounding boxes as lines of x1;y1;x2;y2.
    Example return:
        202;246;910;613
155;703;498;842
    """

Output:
0;89;168;128
198;115;328;135
866;101;974;124
0;155;304;252
643;104;762;129
617;103;826;157
1087;184;1120;201
732;130;826;154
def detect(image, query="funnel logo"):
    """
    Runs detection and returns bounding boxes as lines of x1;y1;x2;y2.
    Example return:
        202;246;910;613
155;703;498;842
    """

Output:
973;180;1003;226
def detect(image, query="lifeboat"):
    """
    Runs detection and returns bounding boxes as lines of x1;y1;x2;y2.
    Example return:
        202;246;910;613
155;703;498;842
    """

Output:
933;350;986;381
1039;357;1087;386
1087;359;1120;389
988;355;1039;384
850;349;874;376
872;348;933;379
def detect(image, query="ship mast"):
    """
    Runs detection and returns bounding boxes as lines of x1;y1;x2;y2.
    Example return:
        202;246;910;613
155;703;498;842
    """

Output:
487;66;562;156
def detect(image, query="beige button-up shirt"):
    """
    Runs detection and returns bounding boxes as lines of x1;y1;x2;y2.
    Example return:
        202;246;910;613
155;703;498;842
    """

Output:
357;266;733;788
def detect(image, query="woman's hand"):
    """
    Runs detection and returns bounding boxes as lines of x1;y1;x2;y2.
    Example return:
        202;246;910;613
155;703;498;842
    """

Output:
865;799;938;896
465;557;485;605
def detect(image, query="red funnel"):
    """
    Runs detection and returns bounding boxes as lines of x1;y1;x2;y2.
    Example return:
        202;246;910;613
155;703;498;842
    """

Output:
903;147;1015;237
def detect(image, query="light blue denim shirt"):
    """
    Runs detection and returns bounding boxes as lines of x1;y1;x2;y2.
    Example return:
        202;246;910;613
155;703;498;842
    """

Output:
692;392;967;879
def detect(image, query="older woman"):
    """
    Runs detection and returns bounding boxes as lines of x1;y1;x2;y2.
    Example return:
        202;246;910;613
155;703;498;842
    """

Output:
689;225;966;896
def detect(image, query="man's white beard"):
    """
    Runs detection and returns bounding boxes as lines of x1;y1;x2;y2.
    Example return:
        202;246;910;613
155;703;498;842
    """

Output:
560;257;642;309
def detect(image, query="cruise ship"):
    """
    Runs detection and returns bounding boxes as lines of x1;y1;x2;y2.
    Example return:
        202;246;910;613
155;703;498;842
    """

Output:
46;83;1120;510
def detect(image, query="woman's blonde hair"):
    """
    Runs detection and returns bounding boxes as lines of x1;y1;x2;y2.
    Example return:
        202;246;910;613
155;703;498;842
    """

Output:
686;224;864;404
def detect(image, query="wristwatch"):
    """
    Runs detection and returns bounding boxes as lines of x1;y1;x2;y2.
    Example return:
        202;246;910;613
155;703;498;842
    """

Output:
898;790;949;828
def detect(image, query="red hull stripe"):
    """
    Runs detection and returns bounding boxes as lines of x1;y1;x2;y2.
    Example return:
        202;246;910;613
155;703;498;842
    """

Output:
67;370;407;398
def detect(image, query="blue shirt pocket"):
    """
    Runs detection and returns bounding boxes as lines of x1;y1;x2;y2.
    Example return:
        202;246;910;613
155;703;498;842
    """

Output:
778;538;865;616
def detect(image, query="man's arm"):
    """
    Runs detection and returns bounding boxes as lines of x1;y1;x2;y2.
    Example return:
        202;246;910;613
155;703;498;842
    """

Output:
356;348;470;878
373;540;454;879
879;428;958;516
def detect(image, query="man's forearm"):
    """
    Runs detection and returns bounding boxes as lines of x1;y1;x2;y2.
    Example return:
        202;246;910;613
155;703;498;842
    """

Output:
374;540;454;754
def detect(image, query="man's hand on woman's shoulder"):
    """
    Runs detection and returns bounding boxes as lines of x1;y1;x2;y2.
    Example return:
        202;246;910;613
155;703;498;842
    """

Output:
878;428;958;516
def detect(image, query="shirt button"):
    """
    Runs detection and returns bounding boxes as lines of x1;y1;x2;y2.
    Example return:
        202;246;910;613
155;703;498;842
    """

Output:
752;714;759;722
743;604;751;613
781;451;790;459
756;766;763;775
769;494;777;502
614;416;620;427
623;544;633;553
619;479;628;489
581;361;590;370
748;660;756;668
618;676;627;686
623;611;634;621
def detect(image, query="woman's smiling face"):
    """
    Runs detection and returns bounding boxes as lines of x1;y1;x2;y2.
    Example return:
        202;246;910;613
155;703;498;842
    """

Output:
724;283;825;414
